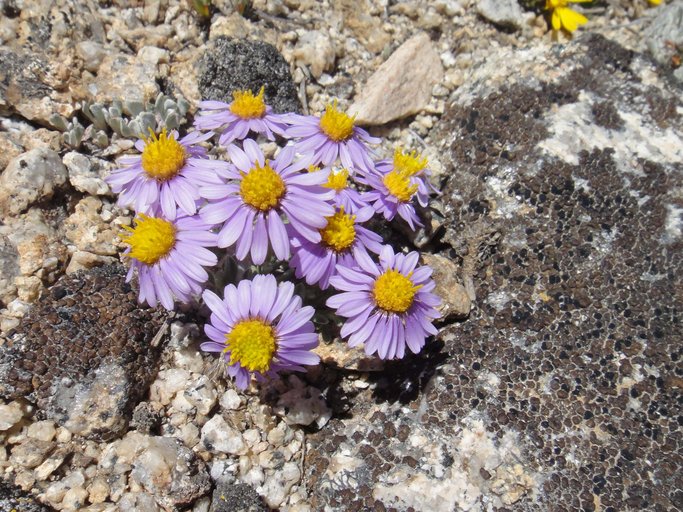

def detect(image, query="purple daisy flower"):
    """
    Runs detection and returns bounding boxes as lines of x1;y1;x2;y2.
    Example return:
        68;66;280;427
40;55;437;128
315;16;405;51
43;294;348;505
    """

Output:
285;100;380;175
194;87;288;146
313;167;369;213
199;139;334;265
121;211;218;310
106;129;231;220
373;147;435;207
289;205;383;290
200;274;320;390
326;245;441;359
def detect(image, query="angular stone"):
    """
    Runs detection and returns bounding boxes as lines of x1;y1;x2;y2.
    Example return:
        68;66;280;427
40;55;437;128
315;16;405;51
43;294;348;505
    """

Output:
10;438;55;469
421;253;471;320
0;148;68;216
107;432;211;509
0;48;74;125
335;0;391;53
350;33;444;125
476;0;526;31
291;30;336;79
63;197;118;256
201;414;247;456
0;401;23;430
85;52;160;104
63;152;112;196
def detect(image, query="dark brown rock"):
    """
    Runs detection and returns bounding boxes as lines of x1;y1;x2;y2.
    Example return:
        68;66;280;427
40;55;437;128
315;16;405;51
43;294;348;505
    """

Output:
0;264;169;441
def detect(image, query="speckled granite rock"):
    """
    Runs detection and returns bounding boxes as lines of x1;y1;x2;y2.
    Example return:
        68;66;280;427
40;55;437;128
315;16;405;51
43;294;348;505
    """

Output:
0;265;169;441
199;37;301;114
305;34;682;511
210;482;268;512
0;478;52;512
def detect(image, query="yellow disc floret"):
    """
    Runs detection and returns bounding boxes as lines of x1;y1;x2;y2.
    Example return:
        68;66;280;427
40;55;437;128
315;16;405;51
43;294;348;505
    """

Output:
393;147;428;177
373;269;420;314
319;100;355;142
240;161;286;211
320;207;356;253
325;168;350;192
230;86;267;119
141;129;186;181
383;170;418;203
120;214;177;265
225;319;277;373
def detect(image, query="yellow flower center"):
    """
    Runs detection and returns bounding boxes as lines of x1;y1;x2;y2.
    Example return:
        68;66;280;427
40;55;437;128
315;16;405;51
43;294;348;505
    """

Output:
373;270;420;314
393;147;428;177
319;101;355;142
230;86;267;119
120;214;176;265
240;161;286;211
225;318;277;373
320;208;356;253
383;170;418;202
324;168;350;192
141;129;186;181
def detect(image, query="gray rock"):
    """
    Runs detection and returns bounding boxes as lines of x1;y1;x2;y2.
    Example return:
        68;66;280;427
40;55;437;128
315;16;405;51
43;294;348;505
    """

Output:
103;432;211;510
350;33;444;126
86;52;160;104
0;148;68;216
199;37;301;114
50;363;137;440
75;41;109;73
63;151;112;196
644;2;683;81
201;414;247;455
476;0;525;30
0;235;20;306
210;482;268;512
10;438;55;469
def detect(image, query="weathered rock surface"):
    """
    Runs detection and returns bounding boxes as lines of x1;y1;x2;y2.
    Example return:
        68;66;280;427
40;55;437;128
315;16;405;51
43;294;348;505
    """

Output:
0;148;68;216
0;265;169;441
305;34;682;511
0;48;74;125
210;482;268;512
100;432;211;509
63;152;112;196
199;37;301;114
644;2;683;82
350;33;444;126
476;0;526;31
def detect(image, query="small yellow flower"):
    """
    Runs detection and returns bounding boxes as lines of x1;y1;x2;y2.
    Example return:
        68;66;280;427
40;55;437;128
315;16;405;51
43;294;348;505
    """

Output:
647;0;661;5
546;0;590;33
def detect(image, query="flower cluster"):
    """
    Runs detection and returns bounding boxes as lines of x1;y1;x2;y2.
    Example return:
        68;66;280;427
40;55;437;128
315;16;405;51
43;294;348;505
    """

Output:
106;89;441;390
